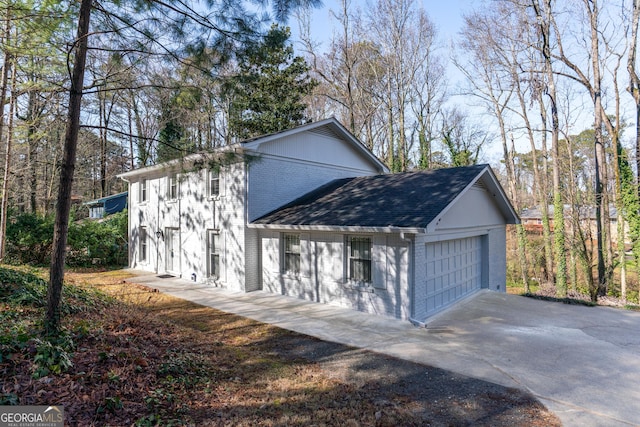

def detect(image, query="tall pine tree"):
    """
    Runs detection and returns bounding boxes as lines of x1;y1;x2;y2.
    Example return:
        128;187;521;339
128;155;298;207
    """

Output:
228;24;317;139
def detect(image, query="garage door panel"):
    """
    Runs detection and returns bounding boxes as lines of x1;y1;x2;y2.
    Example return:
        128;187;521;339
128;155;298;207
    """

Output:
424;236;482;315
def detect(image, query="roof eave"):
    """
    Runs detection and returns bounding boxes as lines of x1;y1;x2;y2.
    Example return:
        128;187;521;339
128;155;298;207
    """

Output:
117;146;243;180
241;118;389;174
248;223;425;234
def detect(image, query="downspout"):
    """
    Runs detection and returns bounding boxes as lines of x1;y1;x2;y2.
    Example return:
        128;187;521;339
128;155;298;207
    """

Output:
156;180;160;274
178;179;182;278
120;177;132;269
244;159;250;292
401;231;423;328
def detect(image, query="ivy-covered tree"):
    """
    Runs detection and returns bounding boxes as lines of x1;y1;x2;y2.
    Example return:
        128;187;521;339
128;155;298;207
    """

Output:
228;24;318;140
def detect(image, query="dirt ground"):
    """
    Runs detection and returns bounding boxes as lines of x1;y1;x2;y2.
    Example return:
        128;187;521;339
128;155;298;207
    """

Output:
265;333;561;426
4;270;561;426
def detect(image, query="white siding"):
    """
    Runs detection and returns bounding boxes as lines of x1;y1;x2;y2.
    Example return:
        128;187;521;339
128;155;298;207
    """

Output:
487;226;507;291
256;129;377;172
127;162;250;292
247;155;378;222
435;186;505;230
259;231;411;320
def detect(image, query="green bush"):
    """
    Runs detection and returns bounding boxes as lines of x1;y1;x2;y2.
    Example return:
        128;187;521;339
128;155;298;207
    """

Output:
5;210;54;265
67;210;128;267
5;210;128;267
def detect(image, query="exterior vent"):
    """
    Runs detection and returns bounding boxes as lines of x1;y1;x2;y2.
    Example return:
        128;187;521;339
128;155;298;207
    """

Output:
310;125;340;139
473;180;487;191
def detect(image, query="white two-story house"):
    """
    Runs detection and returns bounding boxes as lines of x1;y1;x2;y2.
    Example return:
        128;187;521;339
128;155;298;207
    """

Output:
119;118;519;323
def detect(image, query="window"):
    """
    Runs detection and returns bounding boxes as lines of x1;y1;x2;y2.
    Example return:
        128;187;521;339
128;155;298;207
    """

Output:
139;179;147;203
282;234;301;274
208;169;220;198
168;173;178;200
348;236;372;283
139;226;148;262
207;230;220;279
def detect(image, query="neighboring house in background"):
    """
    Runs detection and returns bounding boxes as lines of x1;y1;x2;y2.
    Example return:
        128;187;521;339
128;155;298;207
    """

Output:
84;192;128;219
118;118;519;323
520;204;628;245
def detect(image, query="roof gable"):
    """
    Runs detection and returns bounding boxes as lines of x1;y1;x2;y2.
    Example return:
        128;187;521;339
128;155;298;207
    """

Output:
118;118;388;180
241;118;388;173
253;165;518;231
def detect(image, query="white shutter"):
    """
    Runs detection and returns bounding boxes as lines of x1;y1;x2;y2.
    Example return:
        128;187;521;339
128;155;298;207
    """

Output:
300;233;311;277
219;231;226;282
219;166;226;198
372;235;387;289
262;232;280;274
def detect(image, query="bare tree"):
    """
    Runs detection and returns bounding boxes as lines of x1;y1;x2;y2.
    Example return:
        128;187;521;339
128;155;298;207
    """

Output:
628;0;640;191
530;0;568;296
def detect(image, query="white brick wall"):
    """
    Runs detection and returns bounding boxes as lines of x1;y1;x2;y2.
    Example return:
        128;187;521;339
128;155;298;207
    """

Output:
487;226;507;291
259;231;412;320
247;156;378;222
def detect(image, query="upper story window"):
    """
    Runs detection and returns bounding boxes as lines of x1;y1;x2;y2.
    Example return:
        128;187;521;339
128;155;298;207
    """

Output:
168;173;178;200
347;236;372;283
282;233;301;274
208;169;220;198
139;179;147;203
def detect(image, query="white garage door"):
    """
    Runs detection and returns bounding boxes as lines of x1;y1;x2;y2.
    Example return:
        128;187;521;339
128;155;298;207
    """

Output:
425;236;482;314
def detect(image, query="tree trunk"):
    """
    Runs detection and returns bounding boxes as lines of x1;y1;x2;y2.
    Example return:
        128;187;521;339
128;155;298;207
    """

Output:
628;0;640;194
28;89;39;214
588;0;607;299
537;97;554;284
534;0;567;296
0;52;15;262
46;0;93;334
0;6;12;261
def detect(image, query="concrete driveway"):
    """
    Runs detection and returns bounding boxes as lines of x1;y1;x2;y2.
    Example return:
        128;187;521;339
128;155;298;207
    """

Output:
128;272;640;426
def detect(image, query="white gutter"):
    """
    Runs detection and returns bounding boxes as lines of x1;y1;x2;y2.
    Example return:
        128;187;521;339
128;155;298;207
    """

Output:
247;223;426;234
117;145;243;180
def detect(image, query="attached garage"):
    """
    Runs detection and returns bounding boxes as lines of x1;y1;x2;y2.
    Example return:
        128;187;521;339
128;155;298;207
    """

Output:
252;164;519;323
424;236;483;315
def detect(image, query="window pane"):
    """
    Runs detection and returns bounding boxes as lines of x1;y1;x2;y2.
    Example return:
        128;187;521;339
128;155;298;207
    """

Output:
140;180;147;202
283;234;301;273
209;170;220;197
285;234;300;253
139;227;147;262
350;237;371;259
285;253;300;273
169;174;177;199
348;236;371;283
211;254;219;278
208;231;220;278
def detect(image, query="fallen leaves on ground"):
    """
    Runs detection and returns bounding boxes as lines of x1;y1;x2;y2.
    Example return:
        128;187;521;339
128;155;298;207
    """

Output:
1;269;561;426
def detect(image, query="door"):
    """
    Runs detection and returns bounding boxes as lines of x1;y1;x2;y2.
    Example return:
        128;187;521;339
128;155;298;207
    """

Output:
425;236;482;314
165;228;180;274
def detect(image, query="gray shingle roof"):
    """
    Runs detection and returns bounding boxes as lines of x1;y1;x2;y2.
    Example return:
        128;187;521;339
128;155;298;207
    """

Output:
253;164;490;229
